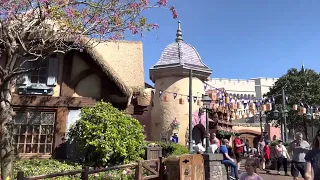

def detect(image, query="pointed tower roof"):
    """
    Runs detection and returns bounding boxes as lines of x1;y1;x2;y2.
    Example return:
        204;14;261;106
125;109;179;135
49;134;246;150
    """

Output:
149;21;212;82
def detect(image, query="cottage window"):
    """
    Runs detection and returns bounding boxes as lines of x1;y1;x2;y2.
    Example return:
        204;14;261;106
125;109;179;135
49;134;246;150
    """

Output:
30;61;48;84
16;54;59;95
13;111;55;154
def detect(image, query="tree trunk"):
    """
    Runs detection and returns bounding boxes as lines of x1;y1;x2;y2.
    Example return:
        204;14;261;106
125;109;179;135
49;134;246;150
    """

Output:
0;82;14;179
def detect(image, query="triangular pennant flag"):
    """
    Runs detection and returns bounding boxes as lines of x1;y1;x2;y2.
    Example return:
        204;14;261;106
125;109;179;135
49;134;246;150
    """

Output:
187;96;190;102
173;93;177;99
193;96;197;103
204;84;207;91
159;90;162;97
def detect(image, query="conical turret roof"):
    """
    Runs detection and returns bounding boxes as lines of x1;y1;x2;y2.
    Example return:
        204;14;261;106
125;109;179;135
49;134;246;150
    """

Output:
150;21;212;82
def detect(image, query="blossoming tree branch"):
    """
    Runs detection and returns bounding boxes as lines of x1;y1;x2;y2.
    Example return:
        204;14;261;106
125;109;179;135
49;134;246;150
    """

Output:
0;0;177;178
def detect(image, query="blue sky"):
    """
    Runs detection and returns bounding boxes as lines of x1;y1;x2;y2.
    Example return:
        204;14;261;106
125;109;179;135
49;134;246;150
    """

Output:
128;1;320;85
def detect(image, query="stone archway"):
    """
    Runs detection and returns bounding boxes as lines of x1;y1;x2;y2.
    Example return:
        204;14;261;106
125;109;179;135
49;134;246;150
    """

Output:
192;124;205;145
237;129;260;149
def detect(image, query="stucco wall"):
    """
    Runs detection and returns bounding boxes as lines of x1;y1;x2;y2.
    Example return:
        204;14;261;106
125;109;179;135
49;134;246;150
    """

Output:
208;78;256;97
151;76;205;146
52;54;64;97
269;125;281;140
70;53;102;99
133;105;152;140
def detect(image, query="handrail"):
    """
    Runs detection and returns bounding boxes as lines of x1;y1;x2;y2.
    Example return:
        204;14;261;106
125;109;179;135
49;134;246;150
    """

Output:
17;158;163;180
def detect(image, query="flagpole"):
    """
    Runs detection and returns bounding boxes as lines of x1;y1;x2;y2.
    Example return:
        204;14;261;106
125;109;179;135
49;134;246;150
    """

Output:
189;69;193;152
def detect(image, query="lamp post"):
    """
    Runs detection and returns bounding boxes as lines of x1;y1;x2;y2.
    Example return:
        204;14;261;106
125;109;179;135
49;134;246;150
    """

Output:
201;94;212;153
306;106;319;140
254;105;267;137
273;105;288;142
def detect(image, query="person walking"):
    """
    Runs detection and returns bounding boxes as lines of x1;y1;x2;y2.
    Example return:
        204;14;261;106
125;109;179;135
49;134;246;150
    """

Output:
264;140;271;174
258;137;266;170
239;158;263;180
220;139;239;180
245;139;250;156
234;134;245;173
305;129;320;180
276;139;290;176
288;132;310;180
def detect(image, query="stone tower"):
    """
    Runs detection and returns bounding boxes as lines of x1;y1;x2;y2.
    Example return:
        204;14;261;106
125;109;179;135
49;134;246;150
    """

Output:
149;21;212;145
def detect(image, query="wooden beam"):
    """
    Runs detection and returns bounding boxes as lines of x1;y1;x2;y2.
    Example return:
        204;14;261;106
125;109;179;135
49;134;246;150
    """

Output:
54;107;68;148
60;52;74;96
12;94;96;107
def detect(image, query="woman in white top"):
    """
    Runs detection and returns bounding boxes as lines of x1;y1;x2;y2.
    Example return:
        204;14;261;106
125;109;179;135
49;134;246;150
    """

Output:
276;139;290;176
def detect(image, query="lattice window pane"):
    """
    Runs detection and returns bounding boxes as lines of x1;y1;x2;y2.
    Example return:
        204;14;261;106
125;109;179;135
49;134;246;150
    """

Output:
14;112;26;124
29;112;41;125
41;113;54;125
13;111;55;154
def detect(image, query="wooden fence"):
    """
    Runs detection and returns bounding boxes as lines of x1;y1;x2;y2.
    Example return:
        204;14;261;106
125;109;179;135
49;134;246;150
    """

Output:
17;157;165;180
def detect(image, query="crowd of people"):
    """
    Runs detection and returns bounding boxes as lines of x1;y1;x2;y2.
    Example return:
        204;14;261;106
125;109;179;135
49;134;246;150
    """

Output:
192;130;320;180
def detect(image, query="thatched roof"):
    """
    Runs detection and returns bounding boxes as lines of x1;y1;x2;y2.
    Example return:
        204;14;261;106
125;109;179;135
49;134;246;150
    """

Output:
82;38;145;98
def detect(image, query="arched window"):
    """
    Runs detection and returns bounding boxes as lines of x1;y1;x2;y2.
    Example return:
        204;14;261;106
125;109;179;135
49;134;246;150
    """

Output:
244;94;248;99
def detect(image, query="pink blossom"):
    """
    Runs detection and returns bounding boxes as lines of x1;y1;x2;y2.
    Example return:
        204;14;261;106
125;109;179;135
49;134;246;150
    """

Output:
157;0;168;6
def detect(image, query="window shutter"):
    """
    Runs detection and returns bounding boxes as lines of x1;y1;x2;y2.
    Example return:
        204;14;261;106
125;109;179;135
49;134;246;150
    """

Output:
47;57;58;86
16;61;30;86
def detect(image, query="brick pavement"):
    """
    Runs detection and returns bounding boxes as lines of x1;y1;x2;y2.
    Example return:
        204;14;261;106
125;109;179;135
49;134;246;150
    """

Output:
239;160;293;180
238;160;308;180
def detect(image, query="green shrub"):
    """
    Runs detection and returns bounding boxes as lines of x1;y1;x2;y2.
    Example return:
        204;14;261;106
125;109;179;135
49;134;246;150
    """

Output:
14;159;81;179
148;141;189;157
68;102;146;166
13;159;135;180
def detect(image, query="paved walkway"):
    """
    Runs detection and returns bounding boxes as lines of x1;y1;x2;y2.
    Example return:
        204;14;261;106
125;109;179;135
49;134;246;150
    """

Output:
238;160;308;180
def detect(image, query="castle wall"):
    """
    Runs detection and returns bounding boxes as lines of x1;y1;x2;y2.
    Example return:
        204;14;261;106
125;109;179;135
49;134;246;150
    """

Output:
151;76;205;145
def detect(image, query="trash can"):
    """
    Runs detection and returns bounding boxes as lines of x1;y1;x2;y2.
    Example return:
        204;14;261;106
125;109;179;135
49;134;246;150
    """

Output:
165;154;193;180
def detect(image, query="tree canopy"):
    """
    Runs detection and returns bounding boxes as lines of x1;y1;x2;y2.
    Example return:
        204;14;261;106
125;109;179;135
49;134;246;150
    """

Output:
0;0;177;178
265;66;320;140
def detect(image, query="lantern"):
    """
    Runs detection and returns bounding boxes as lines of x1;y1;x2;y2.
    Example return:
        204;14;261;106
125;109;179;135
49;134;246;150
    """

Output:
179;98;184;105
163;95;168;102
213;103;219;110
261;104;267;111
208;91;217;101
197;100;201;106
236;114;240;119
293;104;298;111
237;102;242;109
242;114;246;119
231;112;235;118
249;103;255;110
247;113;250;118
225;96;230;104
266;103;272;111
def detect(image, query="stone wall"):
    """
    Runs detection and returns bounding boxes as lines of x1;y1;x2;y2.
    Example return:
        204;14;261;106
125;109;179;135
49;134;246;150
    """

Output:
202;154;228;180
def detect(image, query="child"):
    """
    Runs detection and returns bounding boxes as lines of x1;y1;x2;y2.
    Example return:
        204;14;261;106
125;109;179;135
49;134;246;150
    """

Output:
239;158;263;180
263;141;271;174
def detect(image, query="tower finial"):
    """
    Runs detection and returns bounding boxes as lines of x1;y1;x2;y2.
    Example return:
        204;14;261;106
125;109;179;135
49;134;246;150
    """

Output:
301;63;305;73
175;21;183;42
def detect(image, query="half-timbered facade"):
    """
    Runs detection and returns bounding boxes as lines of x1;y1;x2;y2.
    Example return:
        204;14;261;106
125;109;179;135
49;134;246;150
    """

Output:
9;40;145;158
